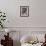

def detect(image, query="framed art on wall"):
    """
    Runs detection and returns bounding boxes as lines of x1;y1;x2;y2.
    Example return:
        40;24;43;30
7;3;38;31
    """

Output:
20;6;29;17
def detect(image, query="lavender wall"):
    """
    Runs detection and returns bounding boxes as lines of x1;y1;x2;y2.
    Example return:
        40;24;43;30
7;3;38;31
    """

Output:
0;0;46;27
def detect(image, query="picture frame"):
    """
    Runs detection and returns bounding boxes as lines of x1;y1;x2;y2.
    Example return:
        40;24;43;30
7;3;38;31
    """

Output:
20;6;29;17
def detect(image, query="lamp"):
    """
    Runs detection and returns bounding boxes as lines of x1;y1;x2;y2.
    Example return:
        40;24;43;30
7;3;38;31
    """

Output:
5;29;9;33
5;29;10;37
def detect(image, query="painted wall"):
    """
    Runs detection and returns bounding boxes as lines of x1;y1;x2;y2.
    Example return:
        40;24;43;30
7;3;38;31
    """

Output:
0;0;46;27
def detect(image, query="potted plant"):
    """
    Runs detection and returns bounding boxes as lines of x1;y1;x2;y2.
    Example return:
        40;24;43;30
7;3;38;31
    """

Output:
0;10;6;28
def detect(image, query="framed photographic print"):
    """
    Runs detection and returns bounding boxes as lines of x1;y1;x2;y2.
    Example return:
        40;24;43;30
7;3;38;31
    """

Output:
20;6;29;17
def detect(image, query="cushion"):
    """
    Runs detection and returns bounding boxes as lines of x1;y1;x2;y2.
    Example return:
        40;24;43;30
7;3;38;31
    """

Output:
20;35;37;43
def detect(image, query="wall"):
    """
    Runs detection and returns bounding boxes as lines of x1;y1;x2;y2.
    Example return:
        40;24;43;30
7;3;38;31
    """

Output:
0;0;46;27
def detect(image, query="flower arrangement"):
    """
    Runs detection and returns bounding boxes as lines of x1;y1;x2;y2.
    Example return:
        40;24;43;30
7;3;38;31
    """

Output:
0;10;6;28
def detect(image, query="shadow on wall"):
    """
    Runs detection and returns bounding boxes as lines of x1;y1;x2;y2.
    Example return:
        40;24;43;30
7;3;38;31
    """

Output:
13;40;21;46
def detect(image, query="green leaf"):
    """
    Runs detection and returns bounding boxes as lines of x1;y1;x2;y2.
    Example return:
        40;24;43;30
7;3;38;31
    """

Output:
0;24;1;25
1;25;3;28
1;19;6;21
0;21;1;23
3;16;6;17
4;13;5;15
0;12;2;13
0;15;2;17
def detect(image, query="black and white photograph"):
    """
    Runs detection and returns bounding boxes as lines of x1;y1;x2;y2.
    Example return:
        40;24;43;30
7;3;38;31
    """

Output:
20;6;29;17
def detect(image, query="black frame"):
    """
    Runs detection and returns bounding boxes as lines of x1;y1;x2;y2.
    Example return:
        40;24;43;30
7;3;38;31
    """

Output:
20;6;29;17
